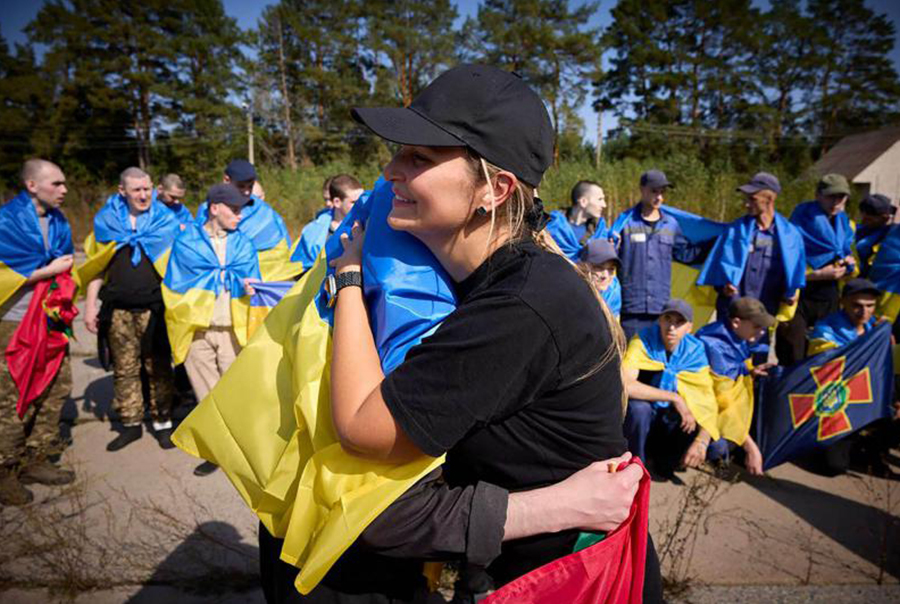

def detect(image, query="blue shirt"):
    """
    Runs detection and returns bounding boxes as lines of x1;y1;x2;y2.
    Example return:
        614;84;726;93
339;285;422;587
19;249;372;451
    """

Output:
739;224;786;315
696;321;750;380
809;311;876;348
615;207;705;315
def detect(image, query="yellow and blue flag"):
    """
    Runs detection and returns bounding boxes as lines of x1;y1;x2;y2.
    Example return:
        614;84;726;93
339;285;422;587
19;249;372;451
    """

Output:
611;205;726;328
870;225;900;322
623;326;720;440
289;208;335;273
696;213;806;323
807;311;876;357
197;195;300;281
75;193;178;291
789;201;855;271
246;280;294;339
0;191;74;308
172;177;456;594
757;322;894;470
696;321;755;446
855;224;890;278
545;210;609;261
161;223;261;365
151;189;193;227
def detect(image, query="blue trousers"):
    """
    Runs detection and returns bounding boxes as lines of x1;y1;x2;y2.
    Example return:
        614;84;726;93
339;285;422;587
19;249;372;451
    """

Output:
624;400;729;466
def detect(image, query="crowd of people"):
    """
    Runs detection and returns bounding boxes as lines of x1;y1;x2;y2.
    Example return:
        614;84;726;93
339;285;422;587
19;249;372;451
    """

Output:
0;64;898;602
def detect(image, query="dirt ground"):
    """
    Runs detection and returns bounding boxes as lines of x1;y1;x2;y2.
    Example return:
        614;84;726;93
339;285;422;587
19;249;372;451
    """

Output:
0;298;898;603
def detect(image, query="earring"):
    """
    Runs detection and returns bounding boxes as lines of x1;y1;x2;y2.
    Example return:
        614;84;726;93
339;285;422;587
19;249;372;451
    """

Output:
476;207;488;217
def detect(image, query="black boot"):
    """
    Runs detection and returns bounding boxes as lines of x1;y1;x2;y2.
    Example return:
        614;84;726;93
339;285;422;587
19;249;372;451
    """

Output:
106;425;142;452
155;428;175;450
193;461;218;477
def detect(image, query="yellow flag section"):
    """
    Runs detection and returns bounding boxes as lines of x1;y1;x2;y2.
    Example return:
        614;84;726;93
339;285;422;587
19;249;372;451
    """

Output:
171;255;444;594
0;263;26;309
711;363;754;446
623;330;720;441
258;239;305;281
670;263;717;329
162;287;250;365
75;232;171;293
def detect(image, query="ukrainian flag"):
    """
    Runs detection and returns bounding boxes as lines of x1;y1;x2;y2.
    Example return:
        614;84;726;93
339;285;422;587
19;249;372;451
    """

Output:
172;178;457;594
161;223;261;365
197;195;302;281
75;193;178;292
623;325;720;441
151;189;193;227
246;280;294;339
0;191;74;308
611;205;726;329
696;321;755;446
696;213;807;323
289;207;335;273
870;225;900;322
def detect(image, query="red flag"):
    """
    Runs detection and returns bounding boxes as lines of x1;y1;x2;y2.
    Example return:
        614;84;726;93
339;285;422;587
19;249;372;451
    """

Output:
5;271;78;418
483;459;650;604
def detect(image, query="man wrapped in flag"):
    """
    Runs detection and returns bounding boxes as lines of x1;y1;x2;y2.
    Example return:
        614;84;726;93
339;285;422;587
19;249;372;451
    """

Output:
869;224;900;323
622;299;722;481
153;173;193;228
696;172;806;330
808;278;882;356
196;160;300;281
855;194;896;279
696;298;777;475
545;180;608;261
0;159;77;506
610;170;721;339
758;321;895;472
777;173;856;365
79;167;180;452
289;174;364;274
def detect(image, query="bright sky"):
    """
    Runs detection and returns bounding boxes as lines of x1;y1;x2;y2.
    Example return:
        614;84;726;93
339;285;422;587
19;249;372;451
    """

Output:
2;0;898;146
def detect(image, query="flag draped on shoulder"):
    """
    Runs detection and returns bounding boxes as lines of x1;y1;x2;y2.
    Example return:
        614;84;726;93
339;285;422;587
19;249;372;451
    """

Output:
161;223;261;365
807;311;875;357
869;225;900;321
5;272;78;417
758;322;894;470
0;191;74;308
197;195;299;281
611;205;726;328
171;177;456;594
789;201;854;270
152;189;193;227
544;210;601;261
623;326;720;440
603;276;622;318
696;213;806;322
75;193;178;290
696;321;754;445
483;459;650;604
289;208;334;273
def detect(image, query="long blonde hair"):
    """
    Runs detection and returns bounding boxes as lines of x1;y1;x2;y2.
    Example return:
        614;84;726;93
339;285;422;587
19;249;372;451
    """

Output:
467;152;627;410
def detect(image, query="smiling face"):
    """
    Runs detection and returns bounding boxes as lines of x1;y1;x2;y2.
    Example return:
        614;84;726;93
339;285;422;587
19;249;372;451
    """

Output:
586;259;617;291
120;176;152;214
383;145;482;239
658;311;692;353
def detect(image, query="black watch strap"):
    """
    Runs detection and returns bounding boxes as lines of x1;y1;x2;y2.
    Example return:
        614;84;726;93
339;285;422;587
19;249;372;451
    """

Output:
335;270;362;292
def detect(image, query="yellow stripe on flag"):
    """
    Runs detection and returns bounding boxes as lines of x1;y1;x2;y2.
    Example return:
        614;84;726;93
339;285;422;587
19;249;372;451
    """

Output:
671;263;717;330
74;233;117;295
712;371;754;446
0;261;27;309
258;240;303;281
172;254;443;594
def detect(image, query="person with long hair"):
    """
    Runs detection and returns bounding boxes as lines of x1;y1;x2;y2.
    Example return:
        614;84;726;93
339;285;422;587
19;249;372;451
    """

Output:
260;65;660;603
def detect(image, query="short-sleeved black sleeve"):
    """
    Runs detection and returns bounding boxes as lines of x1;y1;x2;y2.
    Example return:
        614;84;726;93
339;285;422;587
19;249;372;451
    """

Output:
382;293;559;458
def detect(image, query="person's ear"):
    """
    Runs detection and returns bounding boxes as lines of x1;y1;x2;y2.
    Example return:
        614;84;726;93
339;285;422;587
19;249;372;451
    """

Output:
482;171;517;211
25;179;38;195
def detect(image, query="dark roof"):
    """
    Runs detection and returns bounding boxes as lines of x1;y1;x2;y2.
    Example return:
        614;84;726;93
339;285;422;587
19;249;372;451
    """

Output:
813;125;900;181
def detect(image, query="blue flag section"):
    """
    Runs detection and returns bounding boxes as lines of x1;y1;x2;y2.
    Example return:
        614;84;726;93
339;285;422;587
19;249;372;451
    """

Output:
758;322;894;471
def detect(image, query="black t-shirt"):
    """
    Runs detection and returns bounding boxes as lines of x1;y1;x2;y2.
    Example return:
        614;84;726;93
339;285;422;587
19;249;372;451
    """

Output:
382;240;626;584
100;245;163;309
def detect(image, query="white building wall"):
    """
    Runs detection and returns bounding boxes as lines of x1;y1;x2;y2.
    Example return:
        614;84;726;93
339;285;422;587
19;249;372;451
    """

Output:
854;140;900;205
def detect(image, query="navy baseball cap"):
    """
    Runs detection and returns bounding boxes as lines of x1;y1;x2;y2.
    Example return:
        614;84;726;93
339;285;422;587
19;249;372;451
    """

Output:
737;172;781;195
225;159;257;182
860;194;895;216
207;183;253;207
351;64;553;187
842;278;880;299
662;298;693;323
581;239;620;267
640;169;672;189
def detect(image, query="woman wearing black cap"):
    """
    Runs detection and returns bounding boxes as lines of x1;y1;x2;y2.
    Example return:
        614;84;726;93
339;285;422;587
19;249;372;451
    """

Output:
259;65;661;603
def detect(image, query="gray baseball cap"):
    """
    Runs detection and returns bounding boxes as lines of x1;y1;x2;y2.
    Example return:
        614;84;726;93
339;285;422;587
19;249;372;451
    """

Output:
661;298;693;323
738;172;781;195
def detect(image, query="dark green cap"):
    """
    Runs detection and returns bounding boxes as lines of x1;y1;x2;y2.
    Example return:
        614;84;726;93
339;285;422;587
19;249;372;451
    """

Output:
817;173;851;197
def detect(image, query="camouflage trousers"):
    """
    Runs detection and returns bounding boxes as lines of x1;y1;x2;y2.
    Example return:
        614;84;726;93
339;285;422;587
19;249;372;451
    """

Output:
0;320;72;468
109;309;174;426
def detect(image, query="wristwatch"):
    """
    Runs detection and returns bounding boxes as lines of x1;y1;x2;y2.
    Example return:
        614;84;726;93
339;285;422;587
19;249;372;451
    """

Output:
325;270;362;308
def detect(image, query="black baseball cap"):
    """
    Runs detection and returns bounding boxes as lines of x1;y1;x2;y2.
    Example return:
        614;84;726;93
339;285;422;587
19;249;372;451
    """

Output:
640;169;672;189
842;278;880;299
351;64;553;187
207;183;253;207
737;172;781;195
581;239;620;267
859;194;895;216
225;159;257;183
661;298;693;323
